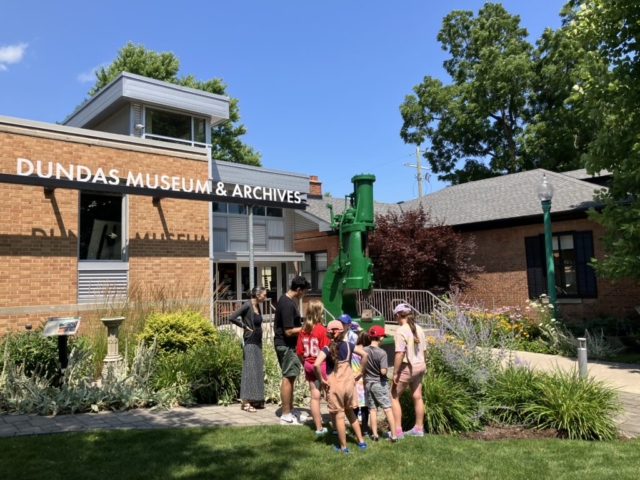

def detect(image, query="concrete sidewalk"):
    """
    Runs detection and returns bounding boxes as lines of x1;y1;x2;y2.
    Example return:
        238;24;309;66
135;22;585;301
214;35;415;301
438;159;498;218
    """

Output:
0;403;310;438
505;349;640;437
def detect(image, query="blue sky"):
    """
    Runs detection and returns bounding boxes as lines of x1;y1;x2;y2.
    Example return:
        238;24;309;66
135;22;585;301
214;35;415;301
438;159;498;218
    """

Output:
1;0;566;203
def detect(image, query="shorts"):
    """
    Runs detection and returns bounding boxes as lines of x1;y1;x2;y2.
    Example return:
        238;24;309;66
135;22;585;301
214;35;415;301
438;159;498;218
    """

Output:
275;345;301;378
396;362;426;384
327;384;357;414
304;361;327;384
366;381;391;409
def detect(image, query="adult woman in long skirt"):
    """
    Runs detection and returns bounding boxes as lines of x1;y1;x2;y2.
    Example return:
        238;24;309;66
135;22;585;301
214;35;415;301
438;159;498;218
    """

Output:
228;286;268;412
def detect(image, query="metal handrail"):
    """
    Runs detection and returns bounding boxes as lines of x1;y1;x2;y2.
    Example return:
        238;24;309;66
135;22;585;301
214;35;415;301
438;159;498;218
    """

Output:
322;307;336;325
358;300;382;316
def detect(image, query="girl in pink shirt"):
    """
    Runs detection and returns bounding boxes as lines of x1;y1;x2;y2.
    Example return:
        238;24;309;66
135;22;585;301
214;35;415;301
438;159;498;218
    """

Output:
391;303;427;438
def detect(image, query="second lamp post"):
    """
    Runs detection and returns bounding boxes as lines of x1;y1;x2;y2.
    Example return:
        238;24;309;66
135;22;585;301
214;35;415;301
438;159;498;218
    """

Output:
537;174;557;309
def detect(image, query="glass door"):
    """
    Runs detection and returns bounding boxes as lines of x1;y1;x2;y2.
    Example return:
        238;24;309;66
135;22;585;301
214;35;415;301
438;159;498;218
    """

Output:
238;264;280;308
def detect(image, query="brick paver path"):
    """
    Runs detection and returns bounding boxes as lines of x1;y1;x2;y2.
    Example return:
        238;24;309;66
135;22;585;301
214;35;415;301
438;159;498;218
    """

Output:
0;404;306;438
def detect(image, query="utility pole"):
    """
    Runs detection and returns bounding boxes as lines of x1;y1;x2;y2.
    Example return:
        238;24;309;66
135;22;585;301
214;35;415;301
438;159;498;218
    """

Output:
403;145;424;197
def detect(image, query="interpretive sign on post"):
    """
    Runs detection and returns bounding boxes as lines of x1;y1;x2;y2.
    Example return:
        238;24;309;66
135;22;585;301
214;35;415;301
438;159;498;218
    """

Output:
41;316;81;372
41;316;81;337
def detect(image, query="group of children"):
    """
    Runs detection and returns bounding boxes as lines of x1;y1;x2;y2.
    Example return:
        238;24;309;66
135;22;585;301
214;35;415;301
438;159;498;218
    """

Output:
295;299;399;453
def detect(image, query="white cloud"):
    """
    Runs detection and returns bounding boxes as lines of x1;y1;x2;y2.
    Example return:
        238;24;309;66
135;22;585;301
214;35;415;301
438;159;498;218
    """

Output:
0;43;28;71
77;63;107;83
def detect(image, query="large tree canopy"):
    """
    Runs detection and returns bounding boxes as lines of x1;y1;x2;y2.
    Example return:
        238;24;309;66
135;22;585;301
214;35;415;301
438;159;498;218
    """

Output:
368;206;481;292
569;0;640;281
400;2;595;184
87;42;261;166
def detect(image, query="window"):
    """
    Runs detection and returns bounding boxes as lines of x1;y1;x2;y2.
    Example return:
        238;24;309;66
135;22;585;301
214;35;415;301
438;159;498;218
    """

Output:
144;108;207;146
524;231;597;299
212;202;228;213
301;252;328;293
228;204;247;215
266;207;283;218
79;193;123;260
145;109;191;141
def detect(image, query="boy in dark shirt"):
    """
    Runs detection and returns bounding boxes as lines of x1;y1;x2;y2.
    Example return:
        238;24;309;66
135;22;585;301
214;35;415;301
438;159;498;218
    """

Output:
274;275;310;425
364;325;398;442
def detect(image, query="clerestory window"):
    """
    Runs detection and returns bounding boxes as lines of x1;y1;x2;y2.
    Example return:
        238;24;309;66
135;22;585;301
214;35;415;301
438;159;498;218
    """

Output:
144;107;207;147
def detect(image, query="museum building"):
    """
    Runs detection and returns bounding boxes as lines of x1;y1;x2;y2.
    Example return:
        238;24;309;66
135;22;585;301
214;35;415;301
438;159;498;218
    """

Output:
0;73;322;334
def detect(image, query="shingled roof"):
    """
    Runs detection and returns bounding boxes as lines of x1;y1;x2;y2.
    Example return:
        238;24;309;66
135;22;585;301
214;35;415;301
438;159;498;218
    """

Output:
302;168;604;228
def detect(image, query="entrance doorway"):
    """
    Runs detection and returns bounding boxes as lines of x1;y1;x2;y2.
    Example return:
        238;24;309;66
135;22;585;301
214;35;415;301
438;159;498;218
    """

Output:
216;262;282;309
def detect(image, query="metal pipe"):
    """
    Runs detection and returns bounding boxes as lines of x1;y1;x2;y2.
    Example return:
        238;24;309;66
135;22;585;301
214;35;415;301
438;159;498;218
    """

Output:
577;337;587;379
249;205;255;290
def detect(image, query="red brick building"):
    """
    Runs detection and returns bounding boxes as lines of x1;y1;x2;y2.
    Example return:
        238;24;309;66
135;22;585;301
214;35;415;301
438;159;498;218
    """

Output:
294;170;640;320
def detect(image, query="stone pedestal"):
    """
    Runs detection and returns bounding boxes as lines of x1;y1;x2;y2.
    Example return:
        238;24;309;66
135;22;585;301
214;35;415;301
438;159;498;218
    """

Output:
101;316;125;379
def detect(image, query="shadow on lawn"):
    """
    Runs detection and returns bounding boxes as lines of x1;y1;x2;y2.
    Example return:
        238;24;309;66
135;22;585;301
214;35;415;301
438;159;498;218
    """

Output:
78;424;366;480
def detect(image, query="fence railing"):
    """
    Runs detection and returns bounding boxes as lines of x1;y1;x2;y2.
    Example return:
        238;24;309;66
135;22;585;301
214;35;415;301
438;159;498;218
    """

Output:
355;289;450;326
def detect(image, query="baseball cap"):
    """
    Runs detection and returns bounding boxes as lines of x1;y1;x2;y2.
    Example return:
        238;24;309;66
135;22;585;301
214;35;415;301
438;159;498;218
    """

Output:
349;321;361;332
327;320;344;333
368;325;387;339
337;313;352;324
393;303;411;315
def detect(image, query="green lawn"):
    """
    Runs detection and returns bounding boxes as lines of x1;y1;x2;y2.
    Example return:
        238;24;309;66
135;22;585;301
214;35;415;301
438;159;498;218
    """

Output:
1;426;638;480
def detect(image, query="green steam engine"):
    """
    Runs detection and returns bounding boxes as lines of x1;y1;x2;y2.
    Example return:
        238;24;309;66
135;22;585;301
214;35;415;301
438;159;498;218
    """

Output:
322;174;389;341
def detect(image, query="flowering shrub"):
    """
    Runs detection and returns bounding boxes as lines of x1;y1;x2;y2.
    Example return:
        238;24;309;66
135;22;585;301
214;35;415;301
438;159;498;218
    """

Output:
440;298;539;347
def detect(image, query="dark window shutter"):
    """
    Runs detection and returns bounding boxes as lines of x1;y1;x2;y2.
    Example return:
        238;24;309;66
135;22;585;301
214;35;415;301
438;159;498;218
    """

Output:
525;236;546;298
574;231;597;298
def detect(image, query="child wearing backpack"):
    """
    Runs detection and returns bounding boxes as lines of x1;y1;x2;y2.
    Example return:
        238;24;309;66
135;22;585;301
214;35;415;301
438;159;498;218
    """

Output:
314;320;368;453
363;325;398;442
296;300;330;434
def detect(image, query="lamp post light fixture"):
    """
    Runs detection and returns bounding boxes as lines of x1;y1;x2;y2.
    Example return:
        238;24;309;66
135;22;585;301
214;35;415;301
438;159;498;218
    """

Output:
537;174;557;309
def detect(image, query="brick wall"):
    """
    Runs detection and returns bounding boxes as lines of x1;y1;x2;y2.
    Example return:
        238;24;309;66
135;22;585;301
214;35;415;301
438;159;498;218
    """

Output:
309;175;322;196
0;126;210;334
463;218;640;320
294;229;339;263
293;218;640;321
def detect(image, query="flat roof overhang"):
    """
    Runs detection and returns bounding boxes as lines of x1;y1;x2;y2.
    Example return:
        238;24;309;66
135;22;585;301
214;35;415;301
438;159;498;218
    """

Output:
63;72;230;129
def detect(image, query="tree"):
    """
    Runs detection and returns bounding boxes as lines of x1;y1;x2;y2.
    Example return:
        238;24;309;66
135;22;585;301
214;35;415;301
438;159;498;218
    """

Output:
368;206;482;292
399;3;592;184
569;1;640;282
523;3;599;172
88;42;261;166
400;3;534;184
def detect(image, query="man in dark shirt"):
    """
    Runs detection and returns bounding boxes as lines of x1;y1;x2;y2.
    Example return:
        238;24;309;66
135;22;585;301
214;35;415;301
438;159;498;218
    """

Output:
274;275;310;425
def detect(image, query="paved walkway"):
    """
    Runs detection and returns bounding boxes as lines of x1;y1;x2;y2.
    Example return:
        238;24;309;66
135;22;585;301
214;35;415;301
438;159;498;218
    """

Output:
0;404;305;438
1;348;639;439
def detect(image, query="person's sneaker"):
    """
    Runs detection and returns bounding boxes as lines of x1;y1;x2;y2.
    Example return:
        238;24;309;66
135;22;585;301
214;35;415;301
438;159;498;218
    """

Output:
405;427;425;437
332;430;338;436
333;445;349;453
357;442;367;450
387;436;398;443
280;413;303;426
362;431;369;438
384;431;404;440
292;409;309;422
315;427;328;435
370;435;379;442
